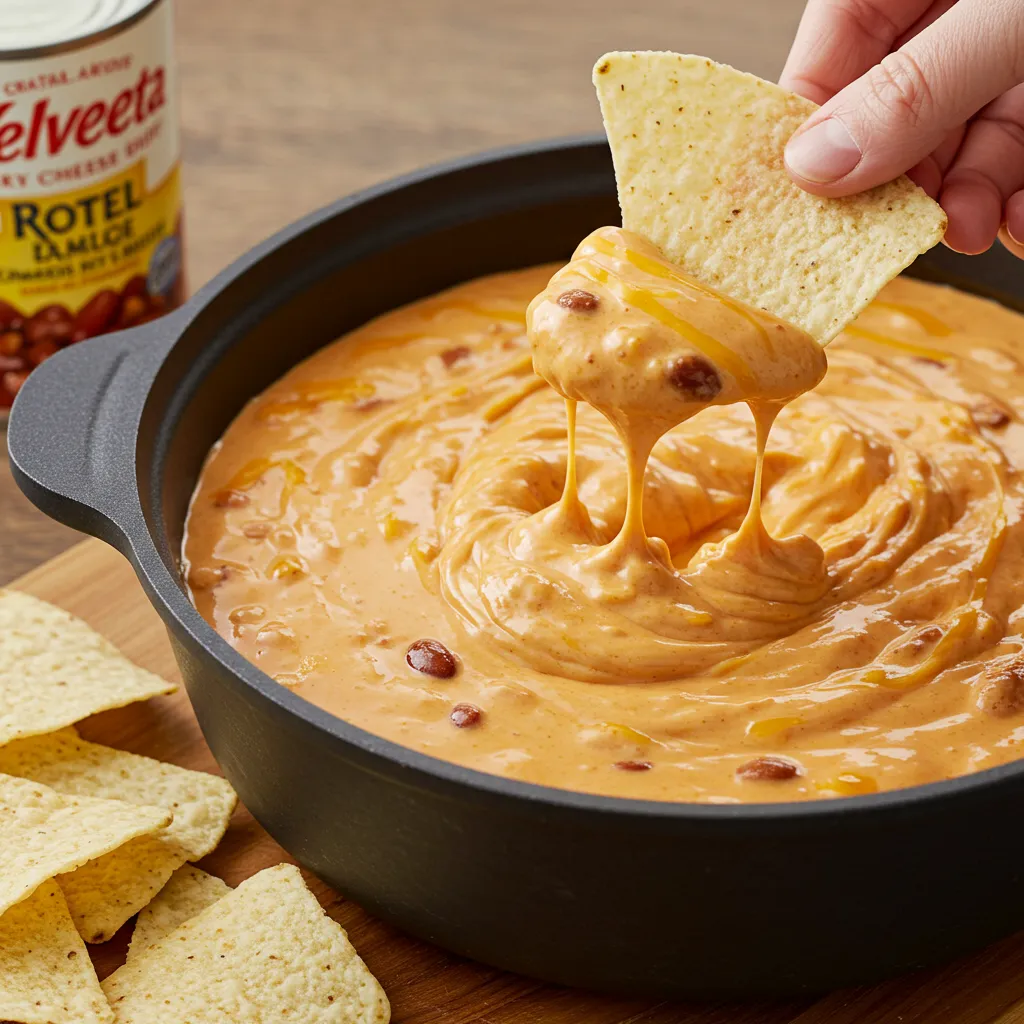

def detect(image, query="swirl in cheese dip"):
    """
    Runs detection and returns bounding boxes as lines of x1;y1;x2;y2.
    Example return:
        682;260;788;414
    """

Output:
184;226;1024;803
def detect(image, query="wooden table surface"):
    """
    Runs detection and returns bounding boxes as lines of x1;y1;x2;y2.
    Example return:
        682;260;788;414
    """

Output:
12;2;1024;1021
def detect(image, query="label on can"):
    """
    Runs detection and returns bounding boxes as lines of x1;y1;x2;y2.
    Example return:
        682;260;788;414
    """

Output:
0;0;182;409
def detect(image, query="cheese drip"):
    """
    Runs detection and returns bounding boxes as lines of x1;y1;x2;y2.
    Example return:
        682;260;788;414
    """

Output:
437;228;829;682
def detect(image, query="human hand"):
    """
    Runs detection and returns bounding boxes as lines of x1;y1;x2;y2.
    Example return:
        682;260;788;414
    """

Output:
780;0;1024;257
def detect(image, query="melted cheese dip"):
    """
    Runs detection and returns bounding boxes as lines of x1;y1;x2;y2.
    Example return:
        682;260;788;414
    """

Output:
184;228;1024;803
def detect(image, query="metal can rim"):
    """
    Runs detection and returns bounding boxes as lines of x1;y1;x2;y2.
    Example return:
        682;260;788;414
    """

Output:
0;0;166;63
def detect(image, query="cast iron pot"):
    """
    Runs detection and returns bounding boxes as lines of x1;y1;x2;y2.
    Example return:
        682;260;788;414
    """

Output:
10;136;1024;1000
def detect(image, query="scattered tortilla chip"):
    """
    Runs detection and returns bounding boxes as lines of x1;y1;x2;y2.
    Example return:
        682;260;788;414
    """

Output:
0;728;237;859
593;51;947;343
103;863;390;1023
0;773;170;918
0;729;236;942
0;880;112;1024
59;834;187;944
0;590;175;747
127;865;231;962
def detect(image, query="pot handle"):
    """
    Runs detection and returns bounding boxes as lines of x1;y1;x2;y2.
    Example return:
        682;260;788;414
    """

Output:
6;320;171;553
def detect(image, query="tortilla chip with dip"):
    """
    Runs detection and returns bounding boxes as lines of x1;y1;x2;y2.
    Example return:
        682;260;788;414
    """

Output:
593;51;947;343
0;590;175;748
103;863;390;1023
0;727;237;942
126;864;231;962
0;880;112;1024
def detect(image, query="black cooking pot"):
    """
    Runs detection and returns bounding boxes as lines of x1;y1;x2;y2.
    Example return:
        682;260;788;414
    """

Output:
10;136;1024;999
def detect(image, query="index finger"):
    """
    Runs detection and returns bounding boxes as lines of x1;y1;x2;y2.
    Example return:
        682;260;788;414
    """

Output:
779;0;936;104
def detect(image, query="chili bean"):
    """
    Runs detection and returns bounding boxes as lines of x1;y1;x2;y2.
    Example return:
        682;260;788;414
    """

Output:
668;354;722;400
119;295;148;327
441;345;471;368
25;340;59;367
450;703;482;727
557;288;600;312
614;759;653;771
1;370;29;400
736;755;802;781
0;331;23;357
971;399;1011;429
121;274;149;300
406;638;458;678
74;289;121;339
25;305;73;347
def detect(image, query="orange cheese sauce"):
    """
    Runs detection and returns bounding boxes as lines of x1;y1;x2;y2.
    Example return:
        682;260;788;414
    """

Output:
184;235;1024;803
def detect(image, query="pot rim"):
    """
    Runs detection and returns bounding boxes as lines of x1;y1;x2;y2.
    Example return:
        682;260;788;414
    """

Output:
138;133;1024;825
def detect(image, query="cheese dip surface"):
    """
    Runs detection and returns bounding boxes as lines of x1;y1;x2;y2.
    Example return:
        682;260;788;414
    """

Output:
184;229;1024;804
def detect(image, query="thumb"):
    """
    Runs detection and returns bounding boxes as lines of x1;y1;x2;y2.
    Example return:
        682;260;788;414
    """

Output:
784;0;1024;196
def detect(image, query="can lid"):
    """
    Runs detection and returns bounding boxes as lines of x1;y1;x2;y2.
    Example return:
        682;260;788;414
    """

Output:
0;0;158;55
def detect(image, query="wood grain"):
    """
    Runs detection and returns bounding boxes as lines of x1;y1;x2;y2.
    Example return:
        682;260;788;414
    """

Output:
0;0;807;583
11;539;1024;1023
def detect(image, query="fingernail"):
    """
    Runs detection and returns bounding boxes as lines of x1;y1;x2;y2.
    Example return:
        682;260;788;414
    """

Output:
785;118;862;184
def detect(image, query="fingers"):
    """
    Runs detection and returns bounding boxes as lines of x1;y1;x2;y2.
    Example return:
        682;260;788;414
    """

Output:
784;0;1024;196
997;224;1024;259
1005;190;1024;246
906;124;965;198
893;0;960;47
780;0;936;104
941;84;1024;253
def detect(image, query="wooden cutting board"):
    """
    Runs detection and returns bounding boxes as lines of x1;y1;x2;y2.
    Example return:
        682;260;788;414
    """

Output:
13;538;1024;1024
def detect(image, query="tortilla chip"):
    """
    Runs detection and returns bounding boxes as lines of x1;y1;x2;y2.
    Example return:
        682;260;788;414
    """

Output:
0;728;237;859
0;773;170;918
127;865;231;962
0;729;236;942
103;863;390;1023
0;880;112;1024
593;51;947;343
0;591;175;747
59;835;187;944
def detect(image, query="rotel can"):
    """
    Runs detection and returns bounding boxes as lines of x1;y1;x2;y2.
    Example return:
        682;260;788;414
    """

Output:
0;0;183;412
